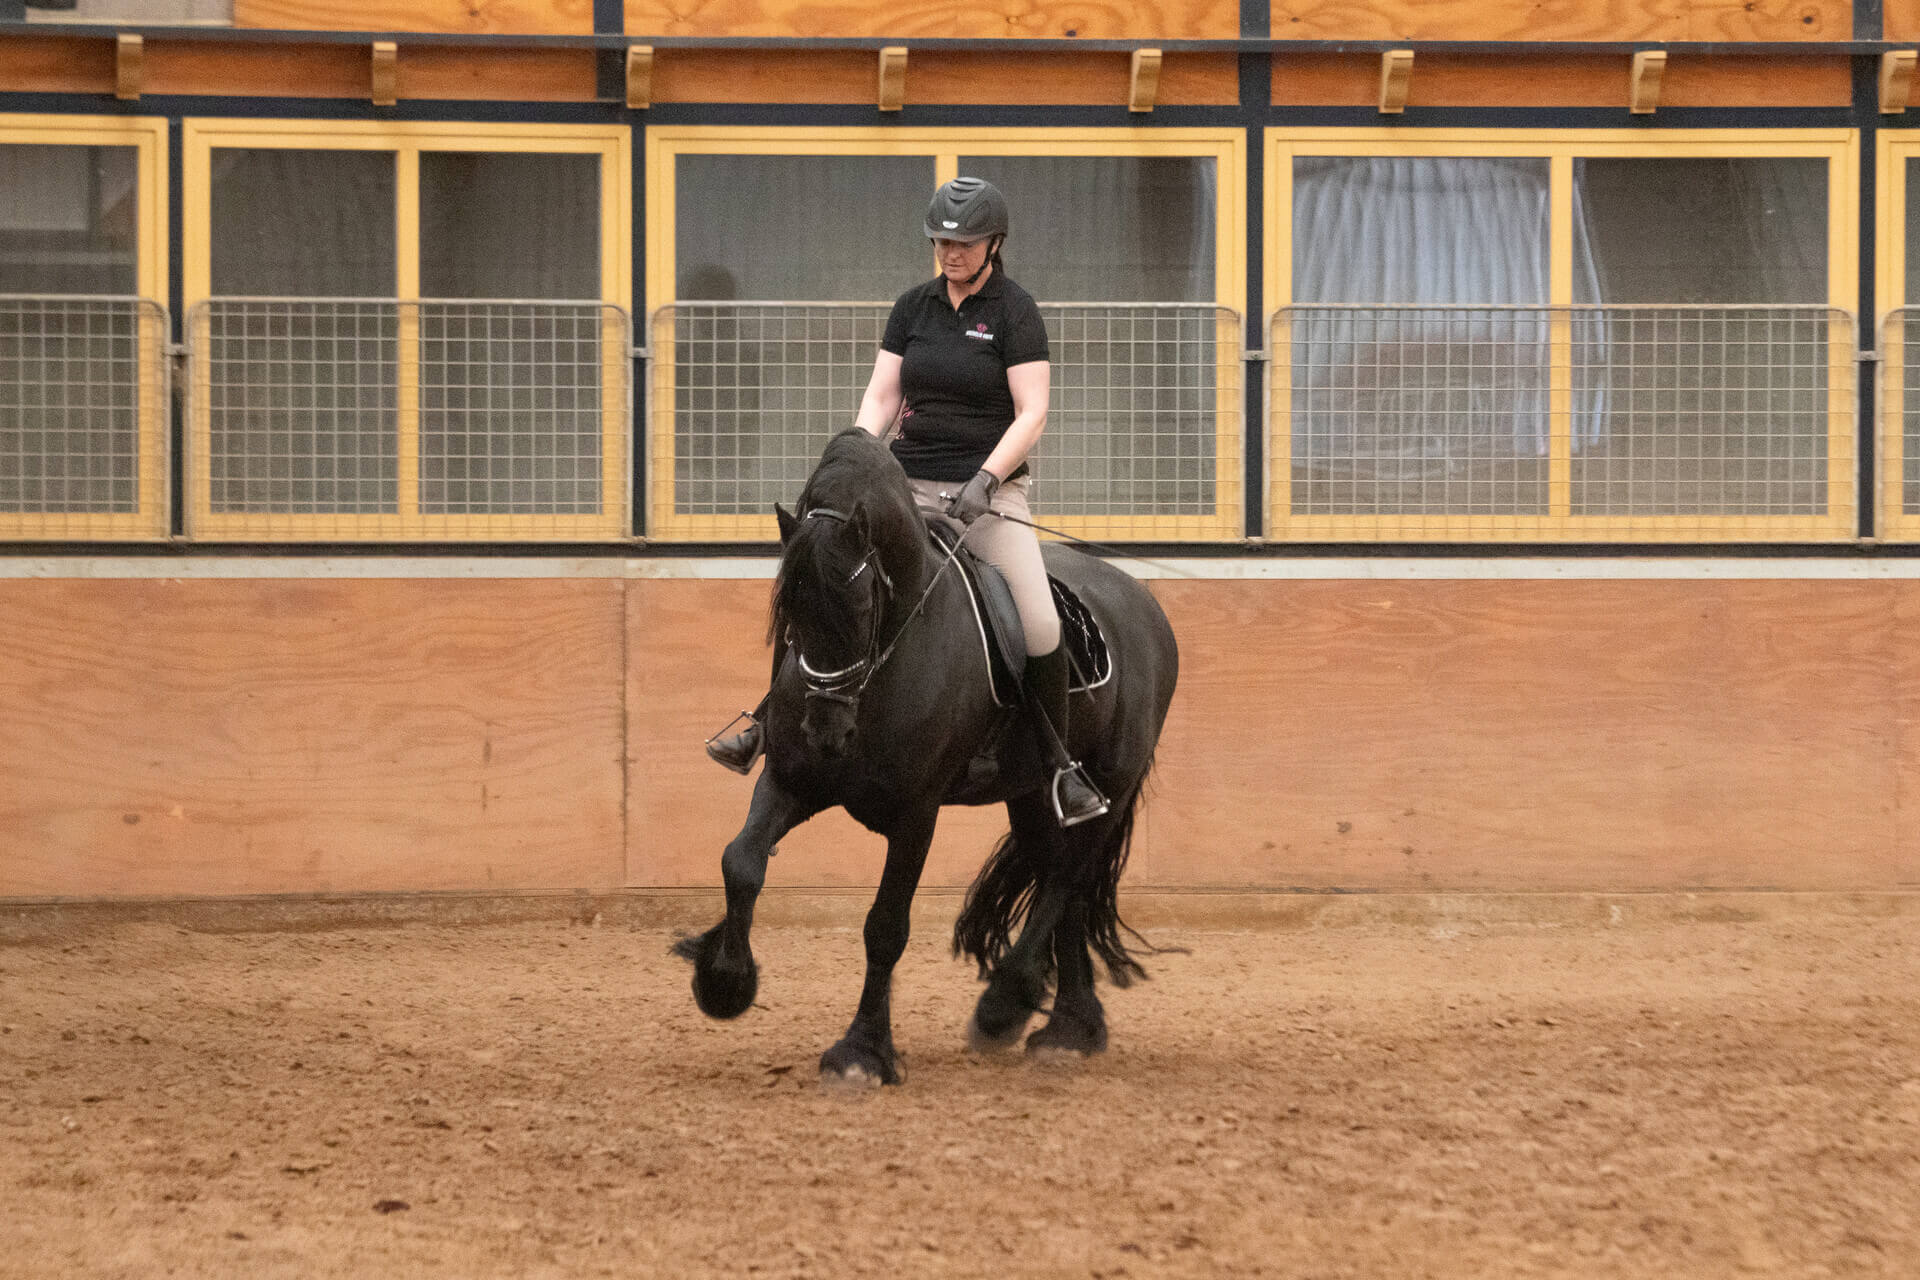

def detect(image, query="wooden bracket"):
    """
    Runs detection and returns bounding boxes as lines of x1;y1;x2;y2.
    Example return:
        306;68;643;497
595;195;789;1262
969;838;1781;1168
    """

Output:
625;44;653;110
371;40;398;107
1129;48;1163;114
1629;49;1666;115
1378;49;1413;115
1882;50;1917;115
114;33;143;102
878;46;907;112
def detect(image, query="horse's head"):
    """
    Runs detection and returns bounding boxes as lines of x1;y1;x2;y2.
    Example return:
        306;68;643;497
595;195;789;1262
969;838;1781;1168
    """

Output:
771;431;922;760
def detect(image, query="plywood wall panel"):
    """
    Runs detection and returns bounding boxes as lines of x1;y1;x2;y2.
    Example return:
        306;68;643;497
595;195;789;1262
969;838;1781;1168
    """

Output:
1272;53;1852;108
627;0;1237;40
0;36;114;95
1271;0;1843;42
235;0;593;35
647;49;1237;105
1890;0;1920;40
910;51;1239;106
1140;579;1909;892
0;579;626;899
5;574;1914;902
650;49;877;103
145;39;371;97
400;46;599;101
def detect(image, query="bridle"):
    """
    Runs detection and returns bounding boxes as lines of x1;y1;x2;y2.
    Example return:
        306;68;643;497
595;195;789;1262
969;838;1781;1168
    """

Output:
788;505;967;712
790;507;892;708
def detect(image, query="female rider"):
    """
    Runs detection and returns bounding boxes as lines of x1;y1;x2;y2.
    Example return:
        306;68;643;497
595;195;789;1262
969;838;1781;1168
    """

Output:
706;176;1107;827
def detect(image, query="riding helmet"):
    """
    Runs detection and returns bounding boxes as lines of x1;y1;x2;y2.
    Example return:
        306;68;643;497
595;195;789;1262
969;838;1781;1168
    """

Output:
924;177;1008;243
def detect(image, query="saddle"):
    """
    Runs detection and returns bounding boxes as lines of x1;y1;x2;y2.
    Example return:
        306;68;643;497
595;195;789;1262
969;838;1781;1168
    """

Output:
927;522;1111;708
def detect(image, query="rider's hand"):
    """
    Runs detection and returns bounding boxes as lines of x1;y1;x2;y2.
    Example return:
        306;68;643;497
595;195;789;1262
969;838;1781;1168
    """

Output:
945;469;1001;525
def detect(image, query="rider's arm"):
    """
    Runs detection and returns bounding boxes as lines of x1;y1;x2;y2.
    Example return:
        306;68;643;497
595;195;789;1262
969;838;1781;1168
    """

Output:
980;359;1050;482
855;350;905;438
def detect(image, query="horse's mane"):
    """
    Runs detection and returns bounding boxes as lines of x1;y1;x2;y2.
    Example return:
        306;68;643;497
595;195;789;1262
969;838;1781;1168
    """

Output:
770;429;924;648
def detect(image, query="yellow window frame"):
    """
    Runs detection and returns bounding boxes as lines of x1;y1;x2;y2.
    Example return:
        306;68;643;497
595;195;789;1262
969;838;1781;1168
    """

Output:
0;112;170;543
644;125;1247;543
181;119;633;543
1266;128;1859;544
1875;130;1920;541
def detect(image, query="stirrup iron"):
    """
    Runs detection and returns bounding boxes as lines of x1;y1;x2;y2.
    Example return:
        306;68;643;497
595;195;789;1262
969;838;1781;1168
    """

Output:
1050;761;1109;828
704;709;764;775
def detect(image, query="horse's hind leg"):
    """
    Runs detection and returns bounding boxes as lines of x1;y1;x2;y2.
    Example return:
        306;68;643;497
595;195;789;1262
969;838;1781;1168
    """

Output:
819;805;939;1088
1026;900;1107;1057
966;792;1064;1052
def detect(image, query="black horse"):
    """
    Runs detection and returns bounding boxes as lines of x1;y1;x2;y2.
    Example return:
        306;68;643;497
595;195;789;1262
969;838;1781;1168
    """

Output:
675;428;1179;1085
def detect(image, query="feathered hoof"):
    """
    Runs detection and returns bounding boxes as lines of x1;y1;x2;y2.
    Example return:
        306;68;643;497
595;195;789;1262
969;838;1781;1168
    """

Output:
818;1062;890;1092
1025;1015;1108;1058
965;1009;1029;1054
968;969;1044;1053
818;1039;901;1087
674;926;758;1020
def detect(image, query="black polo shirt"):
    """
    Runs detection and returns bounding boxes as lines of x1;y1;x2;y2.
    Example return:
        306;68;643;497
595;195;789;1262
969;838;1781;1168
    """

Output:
880;270;1049;483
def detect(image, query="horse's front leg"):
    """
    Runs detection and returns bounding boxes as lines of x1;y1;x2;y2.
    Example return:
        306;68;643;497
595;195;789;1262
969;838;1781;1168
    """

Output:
819;805;940;1087
673;770;818;1019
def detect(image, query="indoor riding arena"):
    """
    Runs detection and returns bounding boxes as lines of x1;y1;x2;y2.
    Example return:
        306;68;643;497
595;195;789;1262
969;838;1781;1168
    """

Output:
3;0;1919;1275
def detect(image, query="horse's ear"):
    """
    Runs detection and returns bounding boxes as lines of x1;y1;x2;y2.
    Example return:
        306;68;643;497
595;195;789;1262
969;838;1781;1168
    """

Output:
775;503;798;544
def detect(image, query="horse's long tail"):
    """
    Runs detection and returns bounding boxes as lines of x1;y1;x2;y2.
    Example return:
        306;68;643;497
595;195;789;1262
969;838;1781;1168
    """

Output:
953;761;1155;988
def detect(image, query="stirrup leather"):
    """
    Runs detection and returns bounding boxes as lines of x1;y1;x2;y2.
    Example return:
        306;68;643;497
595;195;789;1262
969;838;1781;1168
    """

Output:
1050;761;1110;828
704;709;764;775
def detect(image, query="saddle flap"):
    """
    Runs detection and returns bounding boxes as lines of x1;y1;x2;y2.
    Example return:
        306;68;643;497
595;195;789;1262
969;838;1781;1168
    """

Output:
928;523;1111;704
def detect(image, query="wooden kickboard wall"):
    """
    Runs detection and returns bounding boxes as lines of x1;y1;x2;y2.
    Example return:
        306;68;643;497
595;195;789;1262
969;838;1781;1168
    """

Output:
3;573;1915;901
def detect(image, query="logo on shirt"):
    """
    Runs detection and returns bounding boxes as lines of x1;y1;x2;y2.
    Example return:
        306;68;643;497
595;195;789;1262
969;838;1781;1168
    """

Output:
964;322;994;341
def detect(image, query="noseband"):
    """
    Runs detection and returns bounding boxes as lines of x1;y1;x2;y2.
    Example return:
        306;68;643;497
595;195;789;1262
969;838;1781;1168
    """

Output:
792;507;892;708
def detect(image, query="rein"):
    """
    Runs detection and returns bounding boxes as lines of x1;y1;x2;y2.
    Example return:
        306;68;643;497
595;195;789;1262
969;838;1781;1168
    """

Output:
792;506;970;707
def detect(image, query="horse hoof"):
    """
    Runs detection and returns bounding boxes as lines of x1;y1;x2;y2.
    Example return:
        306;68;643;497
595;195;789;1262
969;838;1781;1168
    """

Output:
819;1062;888;1092
1026;1017;1107;1058
1027;1044;1093;1068
689;953;758;1020
965;1011;1027;1054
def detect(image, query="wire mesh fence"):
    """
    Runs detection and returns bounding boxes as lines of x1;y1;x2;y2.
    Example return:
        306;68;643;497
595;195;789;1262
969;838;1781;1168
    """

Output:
186;299;630;541
1878;308;1920;541
648;302;1244;542
0;295;170;541
1271;304;1856;542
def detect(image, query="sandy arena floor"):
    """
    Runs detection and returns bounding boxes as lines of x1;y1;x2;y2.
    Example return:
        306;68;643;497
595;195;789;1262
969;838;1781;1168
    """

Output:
2;896;1917;1279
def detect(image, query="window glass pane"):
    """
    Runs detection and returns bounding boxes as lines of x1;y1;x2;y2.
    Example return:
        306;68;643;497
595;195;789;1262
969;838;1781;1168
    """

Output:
1907;158;1920;305
1575;157;1826;304
210;148;395;296
958;155;1216;303
1289;157;1551;517
1906;159;1920;515
0;144;138;294
674;154;933;300
420;151;600;299
1292;157;1550;305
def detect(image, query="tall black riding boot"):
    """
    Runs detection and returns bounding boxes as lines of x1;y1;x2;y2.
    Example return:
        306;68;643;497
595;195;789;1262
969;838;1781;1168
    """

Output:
706;694;769;775
1024;645;1109;827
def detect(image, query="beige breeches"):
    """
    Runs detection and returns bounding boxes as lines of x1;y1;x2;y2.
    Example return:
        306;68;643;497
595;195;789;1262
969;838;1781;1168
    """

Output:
908;475;1061;657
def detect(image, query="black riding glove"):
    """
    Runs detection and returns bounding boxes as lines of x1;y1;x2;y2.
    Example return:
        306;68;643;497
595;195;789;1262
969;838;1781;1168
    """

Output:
946;469;1001;526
